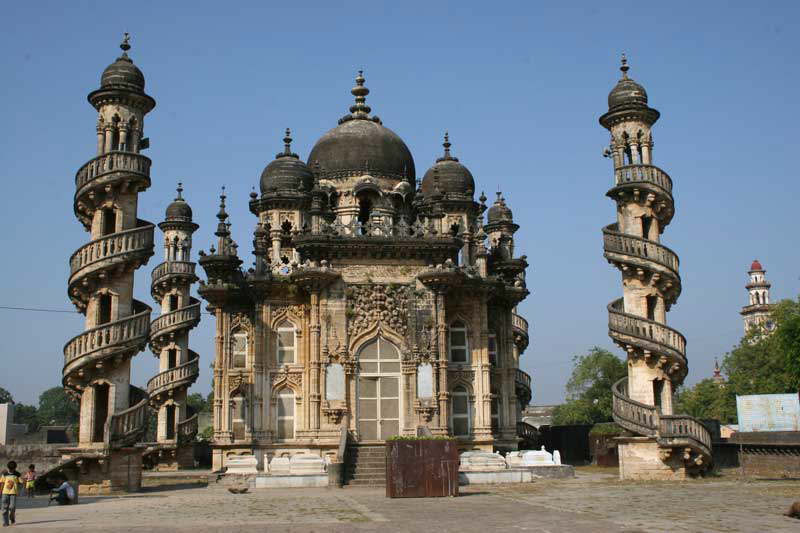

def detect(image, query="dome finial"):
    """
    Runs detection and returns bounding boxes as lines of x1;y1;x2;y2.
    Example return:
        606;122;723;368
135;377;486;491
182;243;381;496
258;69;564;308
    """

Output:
120;32;131;56
443;131;451;158
175;182;184;201
283;128;292;155
217;186;227;221
349;69;372;119
620;52;629;79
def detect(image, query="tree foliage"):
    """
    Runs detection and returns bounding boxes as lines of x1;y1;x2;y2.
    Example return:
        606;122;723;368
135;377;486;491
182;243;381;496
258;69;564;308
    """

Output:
0;387;12;404
13;404;39;432
675;297;800;423
551;347;627;425
36;387;79;426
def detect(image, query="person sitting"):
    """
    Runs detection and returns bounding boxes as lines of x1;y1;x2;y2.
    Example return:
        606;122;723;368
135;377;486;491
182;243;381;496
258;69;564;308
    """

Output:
49;477;75;505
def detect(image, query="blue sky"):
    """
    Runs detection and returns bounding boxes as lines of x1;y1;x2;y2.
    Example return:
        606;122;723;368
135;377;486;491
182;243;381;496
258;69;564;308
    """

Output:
1;1;798;406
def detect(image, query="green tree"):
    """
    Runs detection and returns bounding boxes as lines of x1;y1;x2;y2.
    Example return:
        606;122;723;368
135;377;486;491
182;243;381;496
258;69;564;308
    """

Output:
0;387;12;404
13;404;39;432
674;379;736;423
774;297;800;389
36;387;79;426
552;347;627;425
187;392;213;414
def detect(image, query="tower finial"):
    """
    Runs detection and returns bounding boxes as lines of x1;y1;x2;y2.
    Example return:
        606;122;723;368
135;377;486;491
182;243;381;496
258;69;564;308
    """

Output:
175;182;184;201
283;128;292;155
217;186;227;221
349;69;371;118
120;32;131;55
443;131;451;158
620;53;629;79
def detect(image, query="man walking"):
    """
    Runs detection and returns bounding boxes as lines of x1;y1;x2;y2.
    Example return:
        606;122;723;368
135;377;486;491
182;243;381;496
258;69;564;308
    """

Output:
1;461;22;526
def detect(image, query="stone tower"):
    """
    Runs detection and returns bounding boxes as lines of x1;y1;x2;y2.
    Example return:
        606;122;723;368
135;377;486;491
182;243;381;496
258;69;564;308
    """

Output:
600;56;711;479
147;184;201;470
63;34;155;492
740;260;774;333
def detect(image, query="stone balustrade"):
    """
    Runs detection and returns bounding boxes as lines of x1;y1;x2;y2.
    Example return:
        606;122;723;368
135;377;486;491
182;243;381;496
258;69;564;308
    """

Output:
614;164;672;194
150;301;201;340
147;353;200;398
659;415;713;457
70;224;154;279
603;225;680;276
63;308;151;368
151;261;196;286
177;413;199;444
106;396;149;447
515;368;531;390
75;151;151;193
313;216;458;240
512;313;528;335
611;377;658;437
608;299;686;361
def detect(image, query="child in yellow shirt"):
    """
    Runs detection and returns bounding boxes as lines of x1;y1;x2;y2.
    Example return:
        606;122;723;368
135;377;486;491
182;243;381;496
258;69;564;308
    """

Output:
1;461;22;526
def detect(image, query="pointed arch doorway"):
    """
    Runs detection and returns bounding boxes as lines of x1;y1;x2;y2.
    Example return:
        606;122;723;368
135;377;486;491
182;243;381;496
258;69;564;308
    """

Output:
357;337;401;441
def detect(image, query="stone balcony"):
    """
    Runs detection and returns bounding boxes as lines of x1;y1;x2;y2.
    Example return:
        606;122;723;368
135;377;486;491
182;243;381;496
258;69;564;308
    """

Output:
63;302;151;389
607;298;686;366
613;164;673;195
147;350;200;403
149;300;201;353
75;151;151;200
68;223;155;307
151;261;197;299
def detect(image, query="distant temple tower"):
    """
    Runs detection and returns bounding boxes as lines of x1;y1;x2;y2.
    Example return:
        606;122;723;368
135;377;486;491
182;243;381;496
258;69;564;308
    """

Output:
712;359;725;385
147;184;201;470
740;260;774;333
600;55;711;479
63;34;155;492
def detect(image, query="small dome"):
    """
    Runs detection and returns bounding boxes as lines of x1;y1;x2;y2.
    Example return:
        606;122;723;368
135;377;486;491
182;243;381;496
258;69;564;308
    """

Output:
750;259;764;271
421;133;474;197
165;184;192;221
100;34;145;93
607;55;648;110
260;129;314;194
307;72;415;181
486;193;513;224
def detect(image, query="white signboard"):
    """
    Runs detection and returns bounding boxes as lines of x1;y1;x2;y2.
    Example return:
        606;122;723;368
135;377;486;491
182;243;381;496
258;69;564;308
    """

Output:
736;393;800;432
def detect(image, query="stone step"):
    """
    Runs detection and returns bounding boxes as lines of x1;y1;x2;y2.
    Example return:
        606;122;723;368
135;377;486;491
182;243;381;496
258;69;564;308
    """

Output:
347;467;385;475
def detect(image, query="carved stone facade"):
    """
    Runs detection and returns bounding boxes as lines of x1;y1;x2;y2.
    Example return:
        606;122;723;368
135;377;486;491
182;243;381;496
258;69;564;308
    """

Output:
198;74;532;471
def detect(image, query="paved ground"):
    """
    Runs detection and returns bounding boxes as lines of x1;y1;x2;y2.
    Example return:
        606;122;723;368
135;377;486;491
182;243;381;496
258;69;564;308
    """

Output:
7;468;800;532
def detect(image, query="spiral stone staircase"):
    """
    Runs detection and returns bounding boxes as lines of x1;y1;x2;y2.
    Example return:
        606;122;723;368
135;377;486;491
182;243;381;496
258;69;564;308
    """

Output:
600;57;711;480
60;35;157;493
144;186;201;470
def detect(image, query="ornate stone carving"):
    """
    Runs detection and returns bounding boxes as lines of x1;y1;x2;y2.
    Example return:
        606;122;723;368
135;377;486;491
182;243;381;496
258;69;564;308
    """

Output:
272;303;308;322
414;399;437;422
346;284;410;338
271;366;303;389
230;312;253;334
228;375;246;393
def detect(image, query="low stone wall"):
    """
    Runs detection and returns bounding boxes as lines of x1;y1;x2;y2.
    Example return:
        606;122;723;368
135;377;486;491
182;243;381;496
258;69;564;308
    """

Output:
0;444;65;474
728;431;800;479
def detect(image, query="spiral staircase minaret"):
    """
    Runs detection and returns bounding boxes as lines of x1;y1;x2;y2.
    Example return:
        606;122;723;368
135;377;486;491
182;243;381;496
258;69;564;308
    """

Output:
600;56;711;479
145;183;201;470
61;35;155;492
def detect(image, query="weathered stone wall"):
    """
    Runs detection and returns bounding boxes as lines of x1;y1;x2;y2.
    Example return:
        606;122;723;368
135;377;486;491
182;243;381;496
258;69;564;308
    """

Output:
0;444;65;474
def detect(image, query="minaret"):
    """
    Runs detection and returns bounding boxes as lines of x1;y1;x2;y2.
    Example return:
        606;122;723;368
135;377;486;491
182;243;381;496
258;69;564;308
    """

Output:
601;55;710;478
148;184;201;469
741;259;774;333
63;34;155;491
712;359;725;385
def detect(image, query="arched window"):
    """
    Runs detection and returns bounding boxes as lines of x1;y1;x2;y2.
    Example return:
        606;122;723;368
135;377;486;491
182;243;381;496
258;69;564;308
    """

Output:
449;321;469;363
232;331;247;368
276;389;295;440
276;321;296;365
451;386;470;437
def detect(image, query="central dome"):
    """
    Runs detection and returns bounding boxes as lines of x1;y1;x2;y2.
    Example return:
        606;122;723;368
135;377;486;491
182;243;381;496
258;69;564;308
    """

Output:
307;72;415;181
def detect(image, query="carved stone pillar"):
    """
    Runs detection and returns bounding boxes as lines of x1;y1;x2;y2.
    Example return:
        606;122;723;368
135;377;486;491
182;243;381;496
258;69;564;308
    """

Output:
435;290;449;433
309;290;321;430
474;290;492;438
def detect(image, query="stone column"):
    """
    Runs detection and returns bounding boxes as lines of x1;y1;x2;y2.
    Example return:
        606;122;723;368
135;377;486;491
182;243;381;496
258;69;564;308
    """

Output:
630;141;640;164
474;291;492;438
270;230;282;264
104;126;113;153
119;126;129;152
309;290;321;430
435;290;449;433
96;124;105;155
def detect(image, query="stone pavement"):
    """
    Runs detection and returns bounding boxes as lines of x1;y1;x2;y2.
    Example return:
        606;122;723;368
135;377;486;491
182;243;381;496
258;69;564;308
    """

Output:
8;469;800;532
